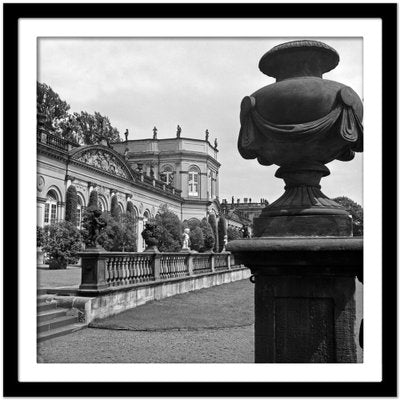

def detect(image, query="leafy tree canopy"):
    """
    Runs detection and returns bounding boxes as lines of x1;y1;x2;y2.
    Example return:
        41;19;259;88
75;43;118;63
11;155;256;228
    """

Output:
189;226;204;252
153;204;182;252
37;81;121;145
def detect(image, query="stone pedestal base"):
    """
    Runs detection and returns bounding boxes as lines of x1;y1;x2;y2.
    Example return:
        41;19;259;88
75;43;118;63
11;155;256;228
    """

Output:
227;237;363;363
254;213;352;237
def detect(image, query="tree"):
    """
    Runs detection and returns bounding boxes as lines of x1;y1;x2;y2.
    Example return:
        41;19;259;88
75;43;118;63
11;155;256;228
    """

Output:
333;196;363;236
110;195;121;222
37;82;71;138
37;81;122;145
153;204;182;252
121;212;138;252
87;190;98;208
208;214;218;252
70;111;121;145
189;226;204;252
126;201;135;214
200;218;215;252
65;185;78;225
218;215;227;252
97;214;124;251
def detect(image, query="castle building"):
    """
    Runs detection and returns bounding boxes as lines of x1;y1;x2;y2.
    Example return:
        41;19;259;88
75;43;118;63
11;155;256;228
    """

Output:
37;128;221;252
221;197;269;236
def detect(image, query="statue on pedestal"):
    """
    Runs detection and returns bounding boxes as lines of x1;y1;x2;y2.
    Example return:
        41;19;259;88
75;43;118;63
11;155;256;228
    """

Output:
153;126;158;140
205;129;209;142
181;228;191;252
84;208;107;249
176;125;181;138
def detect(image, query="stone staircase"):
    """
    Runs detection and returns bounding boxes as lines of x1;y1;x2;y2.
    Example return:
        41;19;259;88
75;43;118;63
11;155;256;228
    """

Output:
37;298;86;342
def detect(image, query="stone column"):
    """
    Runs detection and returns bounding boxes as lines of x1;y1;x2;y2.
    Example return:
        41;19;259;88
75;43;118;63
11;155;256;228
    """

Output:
228;238;363;362
37;197;46;227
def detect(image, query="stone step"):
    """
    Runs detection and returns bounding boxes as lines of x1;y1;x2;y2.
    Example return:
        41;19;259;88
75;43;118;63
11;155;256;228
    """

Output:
37;315;78;333
37;308;67;323
37;323;86;343
37;301;57;313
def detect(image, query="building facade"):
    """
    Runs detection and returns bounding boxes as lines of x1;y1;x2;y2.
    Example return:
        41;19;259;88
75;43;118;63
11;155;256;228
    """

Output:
37;129;222;251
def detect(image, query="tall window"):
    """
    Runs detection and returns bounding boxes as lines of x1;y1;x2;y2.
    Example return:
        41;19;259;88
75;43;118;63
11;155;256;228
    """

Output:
98;197;107;213
188;167;199;196
161;165;174;185
44;191;58;225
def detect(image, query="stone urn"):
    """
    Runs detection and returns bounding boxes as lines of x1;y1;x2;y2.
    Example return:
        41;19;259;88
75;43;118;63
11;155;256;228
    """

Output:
238;40;363;237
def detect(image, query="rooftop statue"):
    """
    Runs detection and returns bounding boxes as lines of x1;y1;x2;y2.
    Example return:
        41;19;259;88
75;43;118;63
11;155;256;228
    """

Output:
153;126;158;140
205;129;209;142
124;129;129;141
238;40;363;237
176;125;181;138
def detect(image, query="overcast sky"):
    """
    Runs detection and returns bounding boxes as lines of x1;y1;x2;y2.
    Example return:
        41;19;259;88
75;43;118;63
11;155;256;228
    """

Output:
38;37;363;205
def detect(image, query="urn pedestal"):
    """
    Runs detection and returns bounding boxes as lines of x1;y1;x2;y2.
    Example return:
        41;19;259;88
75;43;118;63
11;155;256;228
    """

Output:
229;40;364;363
227;237;363;363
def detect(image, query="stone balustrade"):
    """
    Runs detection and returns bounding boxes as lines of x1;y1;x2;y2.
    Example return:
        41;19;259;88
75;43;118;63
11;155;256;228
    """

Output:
78;250;234;295
37;130;79;152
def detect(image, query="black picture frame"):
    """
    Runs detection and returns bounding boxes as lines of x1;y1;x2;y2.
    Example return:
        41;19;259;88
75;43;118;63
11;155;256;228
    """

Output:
3;2;397;397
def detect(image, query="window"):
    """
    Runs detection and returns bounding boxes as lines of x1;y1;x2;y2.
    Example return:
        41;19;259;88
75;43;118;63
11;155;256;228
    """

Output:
161;165;174;185
44;191;58;225
188;167;199;196
76;196;84;229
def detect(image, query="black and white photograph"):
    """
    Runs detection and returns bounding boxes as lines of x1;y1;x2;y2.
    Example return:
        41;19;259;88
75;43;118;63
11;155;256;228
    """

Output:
3;3;396;397
36;36;364;364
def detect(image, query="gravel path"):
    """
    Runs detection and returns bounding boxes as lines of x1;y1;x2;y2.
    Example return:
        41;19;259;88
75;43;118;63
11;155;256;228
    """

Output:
38;279;255;363
38;325;254;363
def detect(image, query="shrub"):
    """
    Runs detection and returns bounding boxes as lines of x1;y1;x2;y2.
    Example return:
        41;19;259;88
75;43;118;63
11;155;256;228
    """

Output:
37;226;45;247
97;212;137;252
208;214;218;252
227;226;242;241
153;204;182;252
110;195;120;222
200;218;215;252
217;215;227;252
65;185;78;225
88;190;98;208
189;226;204;252
41;221;82;269
187;218;200;230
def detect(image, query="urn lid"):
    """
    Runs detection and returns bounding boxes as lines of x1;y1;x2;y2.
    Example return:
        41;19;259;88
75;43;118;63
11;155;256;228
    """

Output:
259;40;340;80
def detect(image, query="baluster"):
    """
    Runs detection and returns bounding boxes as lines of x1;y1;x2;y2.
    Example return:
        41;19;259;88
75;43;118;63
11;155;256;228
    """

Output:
122;257;128;285
109;257;115;285
139;255;144;282
114;257;120;286
105;258;110;283
133;256;138;283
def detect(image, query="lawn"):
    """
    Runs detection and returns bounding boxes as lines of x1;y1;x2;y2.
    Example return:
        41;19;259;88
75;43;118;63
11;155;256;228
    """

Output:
37;266;81;288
